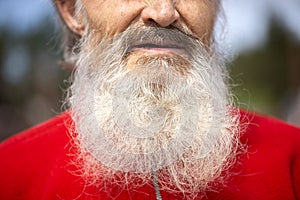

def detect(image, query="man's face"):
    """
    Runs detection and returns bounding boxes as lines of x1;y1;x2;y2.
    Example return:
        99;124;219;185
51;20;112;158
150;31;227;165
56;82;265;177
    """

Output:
76;0;217;45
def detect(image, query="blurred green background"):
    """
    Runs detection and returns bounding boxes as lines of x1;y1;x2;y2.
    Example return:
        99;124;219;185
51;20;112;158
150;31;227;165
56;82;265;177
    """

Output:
0;0;300;141
230;20;300;120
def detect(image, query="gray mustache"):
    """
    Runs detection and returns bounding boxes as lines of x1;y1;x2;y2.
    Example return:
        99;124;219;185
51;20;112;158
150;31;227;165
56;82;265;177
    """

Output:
121;26;198;53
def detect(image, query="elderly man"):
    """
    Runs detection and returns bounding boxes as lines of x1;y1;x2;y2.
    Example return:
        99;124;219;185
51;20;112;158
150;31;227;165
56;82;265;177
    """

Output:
1;0;300;199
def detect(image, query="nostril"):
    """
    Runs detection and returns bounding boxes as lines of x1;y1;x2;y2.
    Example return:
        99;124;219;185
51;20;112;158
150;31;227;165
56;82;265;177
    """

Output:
146;19;158;26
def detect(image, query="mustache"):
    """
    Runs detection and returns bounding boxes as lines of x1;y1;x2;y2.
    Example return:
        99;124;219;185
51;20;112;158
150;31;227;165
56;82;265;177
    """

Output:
115;26;200;55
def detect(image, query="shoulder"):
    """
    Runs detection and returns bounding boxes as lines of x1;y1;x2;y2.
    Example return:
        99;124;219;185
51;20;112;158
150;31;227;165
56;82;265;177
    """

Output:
0;111;71;152
0;111;72;166
239;109;300;169
240;110;300;148
0;111;73;199
217;110;300;199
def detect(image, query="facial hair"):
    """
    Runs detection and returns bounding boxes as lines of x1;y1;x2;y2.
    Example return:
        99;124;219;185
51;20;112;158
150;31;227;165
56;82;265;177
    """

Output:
68;25;240;199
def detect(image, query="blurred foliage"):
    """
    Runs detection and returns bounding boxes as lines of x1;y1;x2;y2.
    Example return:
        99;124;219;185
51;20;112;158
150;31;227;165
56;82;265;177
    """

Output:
0;18;70;141
229;19;300;119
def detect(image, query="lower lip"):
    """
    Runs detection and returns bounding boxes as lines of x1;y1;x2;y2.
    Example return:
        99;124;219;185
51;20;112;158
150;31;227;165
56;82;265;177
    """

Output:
132;47;186;56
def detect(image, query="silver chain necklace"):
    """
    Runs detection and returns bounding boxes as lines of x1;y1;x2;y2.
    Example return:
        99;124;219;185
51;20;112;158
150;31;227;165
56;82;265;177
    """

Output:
152;171;163;200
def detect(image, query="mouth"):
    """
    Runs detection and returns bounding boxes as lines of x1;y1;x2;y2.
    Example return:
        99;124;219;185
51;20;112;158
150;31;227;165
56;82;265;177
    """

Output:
129;41;186;55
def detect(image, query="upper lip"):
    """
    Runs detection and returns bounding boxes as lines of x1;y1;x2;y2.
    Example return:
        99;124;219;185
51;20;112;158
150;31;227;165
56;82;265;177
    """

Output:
130;41;185;50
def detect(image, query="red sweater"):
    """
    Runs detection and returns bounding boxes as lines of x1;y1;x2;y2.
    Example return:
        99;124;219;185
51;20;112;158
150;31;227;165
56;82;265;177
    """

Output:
0;111;300;200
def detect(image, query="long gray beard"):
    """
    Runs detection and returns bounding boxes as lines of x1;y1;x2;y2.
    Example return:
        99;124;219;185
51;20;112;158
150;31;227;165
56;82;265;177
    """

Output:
68;25;240;199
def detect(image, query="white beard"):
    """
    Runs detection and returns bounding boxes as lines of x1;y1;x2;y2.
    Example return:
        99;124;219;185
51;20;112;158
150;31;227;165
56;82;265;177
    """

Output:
68;25;240;198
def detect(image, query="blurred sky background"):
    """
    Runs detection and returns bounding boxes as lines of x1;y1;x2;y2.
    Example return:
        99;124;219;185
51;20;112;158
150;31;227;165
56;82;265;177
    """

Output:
0;0;300;140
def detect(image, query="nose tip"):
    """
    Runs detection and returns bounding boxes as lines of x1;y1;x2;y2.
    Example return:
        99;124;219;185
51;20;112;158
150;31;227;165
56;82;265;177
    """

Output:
141;0;179;27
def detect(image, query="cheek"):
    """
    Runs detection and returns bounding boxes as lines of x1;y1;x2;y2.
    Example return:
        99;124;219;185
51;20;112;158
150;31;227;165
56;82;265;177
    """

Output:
83;1;143;37
179;1;216;44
